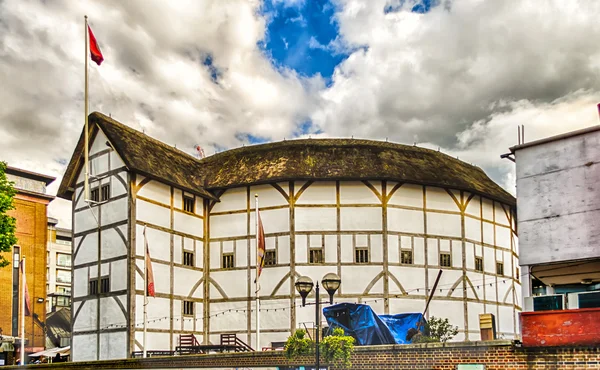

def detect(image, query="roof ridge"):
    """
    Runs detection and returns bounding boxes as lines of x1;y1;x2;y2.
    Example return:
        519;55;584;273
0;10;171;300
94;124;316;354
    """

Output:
90;111;203;165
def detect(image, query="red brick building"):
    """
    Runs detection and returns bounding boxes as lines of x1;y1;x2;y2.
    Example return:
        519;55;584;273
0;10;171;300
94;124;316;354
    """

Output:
0;166;55;360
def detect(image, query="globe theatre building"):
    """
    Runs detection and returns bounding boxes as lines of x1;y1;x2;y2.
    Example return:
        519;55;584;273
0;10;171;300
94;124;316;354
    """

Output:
58;112;519;361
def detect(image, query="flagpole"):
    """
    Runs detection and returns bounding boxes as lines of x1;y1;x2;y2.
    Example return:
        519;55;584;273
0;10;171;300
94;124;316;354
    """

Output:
84;15;90;203
20;257;25;366
143;226;148;358
255;195;260;351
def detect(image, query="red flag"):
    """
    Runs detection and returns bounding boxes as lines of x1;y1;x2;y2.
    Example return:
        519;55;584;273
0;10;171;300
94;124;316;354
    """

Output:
20;260;31;316
257;210;266;279
88;25;104;65
144;227;155;297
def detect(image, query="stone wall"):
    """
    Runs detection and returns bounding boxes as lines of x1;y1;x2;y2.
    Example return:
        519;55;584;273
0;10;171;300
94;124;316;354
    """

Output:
5;340;600;369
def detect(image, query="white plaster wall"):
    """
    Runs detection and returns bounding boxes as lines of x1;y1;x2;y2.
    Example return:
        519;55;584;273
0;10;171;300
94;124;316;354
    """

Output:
71;334;97;361
73;233;97;266
295;207;336;231
388;208;424;234
99;197;128;225
295;181;336;205
251;184;290;207
340;207;382;230
137;199;170;229
173;211;203;237
137;180;171;206
426;187;459;212
340;266;383;295
101;225;128;260
73;268;88;298
427;213;461;238
339;181;380;204
465;217;481;242
257;208;290;233
136;225;171;261
389;184;423;208
73;299;97;331
109;259;128;291
465;195;481;217
100;296;128;328
212;270;250;297
211;187;247;213
210;213;247;238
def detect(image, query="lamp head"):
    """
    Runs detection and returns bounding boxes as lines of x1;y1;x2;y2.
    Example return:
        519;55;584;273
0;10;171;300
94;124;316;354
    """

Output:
295;276;314;306
321;273;341;304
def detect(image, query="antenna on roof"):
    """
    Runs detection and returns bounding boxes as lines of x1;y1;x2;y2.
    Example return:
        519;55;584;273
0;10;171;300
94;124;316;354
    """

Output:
109;113;112;118
385;137;388;142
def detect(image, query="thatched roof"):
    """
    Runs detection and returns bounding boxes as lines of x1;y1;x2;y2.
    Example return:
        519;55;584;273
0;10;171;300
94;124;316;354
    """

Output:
58;112;515;207
200;139;515;206
58;112;216;200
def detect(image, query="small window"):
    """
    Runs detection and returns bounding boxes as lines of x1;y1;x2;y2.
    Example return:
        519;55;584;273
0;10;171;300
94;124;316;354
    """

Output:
101;184;110;201
440;253;452;267
516;267;520;281
183;195;195;213
90;187;100;202
56;253;71;267
355;248;369;264
222;253;234;269
183;251;194;267
401;250;413;265
265;250;277;266
475;257;483;272
183;300;194;316
309;249;323;264
496;262;504;276
89;279;98;295
56;270;71;283
100;276;110;293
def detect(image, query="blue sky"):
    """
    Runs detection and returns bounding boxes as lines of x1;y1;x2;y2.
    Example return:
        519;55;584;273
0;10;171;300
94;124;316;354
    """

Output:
261;0;347;80
261;0;435;80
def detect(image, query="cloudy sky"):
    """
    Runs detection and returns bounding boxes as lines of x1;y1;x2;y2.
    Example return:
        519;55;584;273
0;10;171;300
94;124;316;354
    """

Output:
1;0;599;227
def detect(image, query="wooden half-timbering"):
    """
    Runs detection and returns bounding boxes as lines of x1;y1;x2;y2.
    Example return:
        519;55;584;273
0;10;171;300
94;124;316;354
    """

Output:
207;180;520;346
71;127;130;361
65;118;519;359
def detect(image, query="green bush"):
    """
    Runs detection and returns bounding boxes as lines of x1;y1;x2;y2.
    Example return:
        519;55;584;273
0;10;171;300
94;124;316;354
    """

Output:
320;327;355;368
284;329;314;359
412;316;459;343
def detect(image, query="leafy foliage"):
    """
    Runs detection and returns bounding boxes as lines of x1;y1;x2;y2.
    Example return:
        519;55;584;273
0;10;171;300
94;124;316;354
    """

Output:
0;162;17;268
284;329;314;359
320;327;355;368
412;316;459;343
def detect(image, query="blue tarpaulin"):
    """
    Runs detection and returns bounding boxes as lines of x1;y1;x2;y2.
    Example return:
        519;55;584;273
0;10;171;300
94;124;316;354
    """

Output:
323;303;425;345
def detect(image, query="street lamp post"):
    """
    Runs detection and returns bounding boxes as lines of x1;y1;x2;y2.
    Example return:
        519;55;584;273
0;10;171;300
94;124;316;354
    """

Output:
295;273;341;370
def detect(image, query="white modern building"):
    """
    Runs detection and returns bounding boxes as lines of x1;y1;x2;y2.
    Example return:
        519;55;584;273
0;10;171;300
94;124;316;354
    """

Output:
46;218;72;313
58;112;520;361
510;126;600;311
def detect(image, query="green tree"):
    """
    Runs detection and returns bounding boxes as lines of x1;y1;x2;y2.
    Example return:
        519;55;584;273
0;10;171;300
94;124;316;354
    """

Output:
413;316;459;343
0;161;17;268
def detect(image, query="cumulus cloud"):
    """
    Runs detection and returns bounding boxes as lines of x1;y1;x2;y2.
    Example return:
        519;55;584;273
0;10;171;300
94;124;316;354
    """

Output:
1;0;599;228
0;0;323;226
318;0;600;138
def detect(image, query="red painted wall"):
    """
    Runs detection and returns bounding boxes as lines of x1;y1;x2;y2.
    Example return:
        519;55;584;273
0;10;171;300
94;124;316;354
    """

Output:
521;307;600;347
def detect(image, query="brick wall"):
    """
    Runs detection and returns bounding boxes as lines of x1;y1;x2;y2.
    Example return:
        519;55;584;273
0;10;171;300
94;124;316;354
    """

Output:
1;194;50;351
5;341;600;369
